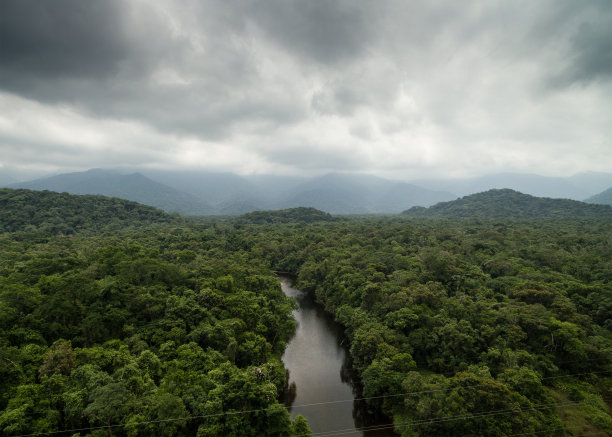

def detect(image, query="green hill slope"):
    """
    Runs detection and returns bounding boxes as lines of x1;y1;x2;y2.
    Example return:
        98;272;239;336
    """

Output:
402;188;612;219
0;188;177;234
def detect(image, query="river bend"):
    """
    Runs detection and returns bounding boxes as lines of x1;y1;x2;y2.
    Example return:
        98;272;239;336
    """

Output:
280;276;397;437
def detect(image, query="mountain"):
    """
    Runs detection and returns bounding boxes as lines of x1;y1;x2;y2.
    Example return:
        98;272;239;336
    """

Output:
141;170;308;212
275;173;456;214
585;187;612;205
147;171;457;214
410;172;612;200
243;174;308;200
0;188;175;234
17;168;612;216
10;169;213;215
141;170;261;204
55;169;456;215
568;172;612;196
402;188;612;219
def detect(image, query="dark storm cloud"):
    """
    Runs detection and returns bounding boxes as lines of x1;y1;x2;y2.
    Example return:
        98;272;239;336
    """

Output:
0;0;186;114
0;0;127;79
0;0;611;178
0;0;312;139
242;0;374;65
562;16;612;84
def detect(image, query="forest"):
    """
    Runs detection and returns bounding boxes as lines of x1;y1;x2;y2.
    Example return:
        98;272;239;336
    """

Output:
1;188;611;436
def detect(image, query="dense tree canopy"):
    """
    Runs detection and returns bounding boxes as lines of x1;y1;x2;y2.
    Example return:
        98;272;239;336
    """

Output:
0;188;178;234
1;190;611;436
241;217;612;436
0;194;304;435
236;207;336;224
402;189;612;219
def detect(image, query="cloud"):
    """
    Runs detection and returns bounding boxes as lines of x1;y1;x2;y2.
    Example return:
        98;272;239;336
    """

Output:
242;0;375;65
0;0;610;179
0;0;128;80
560;18;612;85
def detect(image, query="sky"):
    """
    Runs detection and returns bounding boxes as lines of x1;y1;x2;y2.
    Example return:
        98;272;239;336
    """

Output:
1;0;611;181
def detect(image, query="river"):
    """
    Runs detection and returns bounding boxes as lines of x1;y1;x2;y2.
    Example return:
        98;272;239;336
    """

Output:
280;276;398;437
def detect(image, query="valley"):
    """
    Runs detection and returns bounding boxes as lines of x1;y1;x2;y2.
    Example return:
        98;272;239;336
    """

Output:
1;189;611;435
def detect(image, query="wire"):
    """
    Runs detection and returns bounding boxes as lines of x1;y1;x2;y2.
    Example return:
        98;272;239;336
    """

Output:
292;397;612;437
504;423;609;437
291;369;612;410
12;370;612;437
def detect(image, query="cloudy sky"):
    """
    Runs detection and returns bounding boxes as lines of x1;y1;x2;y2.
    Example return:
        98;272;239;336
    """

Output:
1;0;611;180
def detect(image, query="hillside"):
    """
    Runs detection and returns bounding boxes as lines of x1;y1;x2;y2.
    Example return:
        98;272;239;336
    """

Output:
585;187;612;205
402;188;612;219
0;188;176;234
237;207;335;224
10;169;213;216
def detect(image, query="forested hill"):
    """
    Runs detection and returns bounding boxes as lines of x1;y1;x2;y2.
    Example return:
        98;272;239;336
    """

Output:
0;188;177;234
402;188;612;219
236;207;336;224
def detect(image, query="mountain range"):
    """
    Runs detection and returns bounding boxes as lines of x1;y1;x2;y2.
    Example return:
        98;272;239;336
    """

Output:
8;169;213;216
6;169;456;215
3;168;612;215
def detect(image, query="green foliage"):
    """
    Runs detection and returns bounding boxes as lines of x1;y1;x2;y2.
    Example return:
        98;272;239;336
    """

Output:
402;188;612;219
250;216;612;435
291;414;312;436
2;189;611;436
237;207;335;224
0;188;178;234
0;210;298;435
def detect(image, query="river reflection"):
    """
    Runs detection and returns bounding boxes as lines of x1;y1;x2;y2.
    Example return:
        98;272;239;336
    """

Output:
280;276;398;437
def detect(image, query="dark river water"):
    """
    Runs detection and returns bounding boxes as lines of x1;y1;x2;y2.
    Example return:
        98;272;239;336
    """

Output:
280;276;398;437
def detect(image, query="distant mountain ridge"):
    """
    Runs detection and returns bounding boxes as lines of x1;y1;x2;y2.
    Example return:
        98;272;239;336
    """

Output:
585;187;612;205
7;168;612;216
402;189;612;219
411;172;612;200
141;170;457;214
9;169;213;216
10;169;457;215
273;173;456;214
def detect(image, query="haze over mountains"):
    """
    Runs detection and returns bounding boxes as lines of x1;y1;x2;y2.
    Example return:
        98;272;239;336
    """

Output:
9;169;213;216
412;172;612;200
585;187;612;206
4;168;612;215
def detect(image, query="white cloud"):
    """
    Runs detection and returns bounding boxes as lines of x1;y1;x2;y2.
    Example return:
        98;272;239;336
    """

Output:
0;0;610;180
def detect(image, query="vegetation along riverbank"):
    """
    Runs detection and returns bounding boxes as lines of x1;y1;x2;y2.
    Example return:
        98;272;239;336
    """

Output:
1;189;611;436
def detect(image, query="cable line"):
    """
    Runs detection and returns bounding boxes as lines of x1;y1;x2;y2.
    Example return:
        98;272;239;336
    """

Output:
290;369;612;411
292;396;612;437
12;369;611;437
